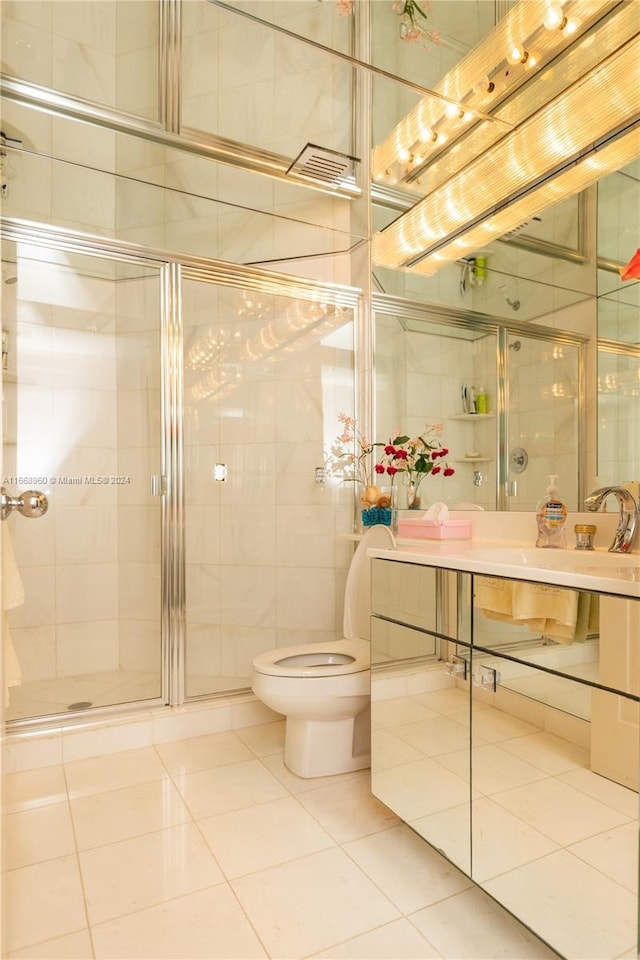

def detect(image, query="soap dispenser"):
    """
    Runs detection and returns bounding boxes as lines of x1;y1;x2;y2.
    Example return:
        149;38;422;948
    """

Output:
536;475;568;548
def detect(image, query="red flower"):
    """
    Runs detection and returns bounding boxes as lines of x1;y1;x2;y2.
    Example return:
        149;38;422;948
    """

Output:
443;467;455;476
440;448;448;456
386;465;398;476
396;449;408;460
431;451;439;460
374;463;385;474
431;465;441;474
384;445;396;455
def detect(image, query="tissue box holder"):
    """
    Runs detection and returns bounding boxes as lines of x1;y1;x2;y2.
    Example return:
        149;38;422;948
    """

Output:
398;518;471;540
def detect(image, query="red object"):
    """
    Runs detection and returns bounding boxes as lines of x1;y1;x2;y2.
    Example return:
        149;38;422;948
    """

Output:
620;249;640;281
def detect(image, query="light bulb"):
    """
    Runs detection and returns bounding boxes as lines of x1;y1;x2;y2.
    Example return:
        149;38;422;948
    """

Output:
507;44;527;65
543;4;565;30
562;16;579;35
398;146;410;161
444;101;463;120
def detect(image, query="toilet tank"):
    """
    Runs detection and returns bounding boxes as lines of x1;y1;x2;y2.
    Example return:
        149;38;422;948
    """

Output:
343;525;396;641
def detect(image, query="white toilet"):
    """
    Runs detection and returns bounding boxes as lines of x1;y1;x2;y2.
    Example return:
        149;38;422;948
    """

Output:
252;524;396;778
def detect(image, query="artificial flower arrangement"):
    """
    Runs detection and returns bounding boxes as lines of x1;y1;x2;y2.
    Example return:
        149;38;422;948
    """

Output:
327;414;454;523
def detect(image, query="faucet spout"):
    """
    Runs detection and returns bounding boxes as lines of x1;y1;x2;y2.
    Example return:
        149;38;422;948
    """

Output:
584;486;638;553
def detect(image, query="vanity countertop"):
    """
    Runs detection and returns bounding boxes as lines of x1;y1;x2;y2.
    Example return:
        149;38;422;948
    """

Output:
367;539;640;599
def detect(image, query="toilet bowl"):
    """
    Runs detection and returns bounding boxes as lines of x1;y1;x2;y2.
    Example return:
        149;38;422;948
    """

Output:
252;524;396;778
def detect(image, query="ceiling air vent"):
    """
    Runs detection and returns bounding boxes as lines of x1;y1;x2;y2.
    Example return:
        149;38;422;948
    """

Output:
286;143;359;188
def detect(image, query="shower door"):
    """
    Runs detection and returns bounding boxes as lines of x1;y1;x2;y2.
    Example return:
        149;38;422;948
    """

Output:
181;274;356;699
1;241;164;722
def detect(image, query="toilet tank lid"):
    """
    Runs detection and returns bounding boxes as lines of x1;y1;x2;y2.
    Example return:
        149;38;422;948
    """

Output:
343;525;396;640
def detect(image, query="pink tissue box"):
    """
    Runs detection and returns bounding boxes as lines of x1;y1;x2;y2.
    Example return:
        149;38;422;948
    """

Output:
398;517;472;540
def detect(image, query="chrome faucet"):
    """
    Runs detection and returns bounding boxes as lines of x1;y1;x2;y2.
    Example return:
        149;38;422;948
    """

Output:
584;486;639;553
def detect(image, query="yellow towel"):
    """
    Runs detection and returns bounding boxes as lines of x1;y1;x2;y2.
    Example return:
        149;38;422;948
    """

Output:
2;525;25;704
475;575;592;644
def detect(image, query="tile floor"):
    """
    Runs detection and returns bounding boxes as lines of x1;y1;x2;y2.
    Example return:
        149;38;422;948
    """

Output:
372;684;639;960
3;719;564;960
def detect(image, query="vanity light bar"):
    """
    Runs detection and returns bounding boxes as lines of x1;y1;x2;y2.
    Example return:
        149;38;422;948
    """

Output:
372;38;640;275
371;0;615;189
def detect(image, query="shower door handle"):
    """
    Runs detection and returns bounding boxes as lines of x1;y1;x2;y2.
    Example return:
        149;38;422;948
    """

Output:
1;487;49;521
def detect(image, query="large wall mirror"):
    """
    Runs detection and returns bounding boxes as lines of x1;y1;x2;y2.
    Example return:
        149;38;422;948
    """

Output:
368;1;639;507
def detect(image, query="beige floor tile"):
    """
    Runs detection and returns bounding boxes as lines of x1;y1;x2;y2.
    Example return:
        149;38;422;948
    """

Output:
344;823;472;913
154;730;254;776
91;884;267;959
439;742;548;794
64;747;169;799
471;796;559;881
371;696;438;728
4;856;87;954
569;820;638;893
410;884;560;959
491;776;630;845
559;766;639;818
500;730;590;775
5;801;76;870
234;720;285;756
80;822;225;924
370;728;424;770
470;708;542;743
297;776;399;843
372;757;472;822
311;917;441;958
409;802;471;875
173;758;288;820
392;715;473;757
231;847;400;959
7;929;94;959
4;766;67;813
484;849;637;959
414;686;475;716
260;752;368;794
71;778;192;850
198;795;334;878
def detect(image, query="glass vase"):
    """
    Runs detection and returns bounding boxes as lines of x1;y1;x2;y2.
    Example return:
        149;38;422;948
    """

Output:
359;485;393;528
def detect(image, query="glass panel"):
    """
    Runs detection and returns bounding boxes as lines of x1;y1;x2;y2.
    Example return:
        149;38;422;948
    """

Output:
2;242;162;721
470;592;639;958
370;569;471;873
0;132;360;269
181;0;355;161
375;310;497;510
597;348;640;485
471;575;599;720
507;332;580;511
182;277;355;699
1;0;159;121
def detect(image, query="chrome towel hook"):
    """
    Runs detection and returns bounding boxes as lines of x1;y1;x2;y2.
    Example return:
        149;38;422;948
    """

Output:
1;487;49;521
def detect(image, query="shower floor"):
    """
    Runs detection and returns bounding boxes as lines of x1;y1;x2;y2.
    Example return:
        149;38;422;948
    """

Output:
5;670;251;722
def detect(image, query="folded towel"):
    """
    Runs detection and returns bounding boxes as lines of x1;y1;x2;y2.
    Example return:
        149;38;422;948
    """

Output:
3;525;25;704
474;575;592;644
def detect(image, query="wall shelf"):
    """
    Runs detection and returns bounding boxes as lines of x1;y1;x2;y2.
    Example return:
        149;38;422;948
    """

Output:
454;458;491;464
449;413;495;421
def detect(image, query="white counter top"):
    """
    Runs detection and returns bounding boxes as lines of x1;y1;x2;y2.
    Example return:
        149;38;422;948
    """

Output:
368;539;640;599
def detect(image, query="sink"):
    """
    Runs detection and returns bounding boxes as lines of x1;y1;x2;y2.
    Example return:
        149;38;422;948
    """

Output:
469;547;640;570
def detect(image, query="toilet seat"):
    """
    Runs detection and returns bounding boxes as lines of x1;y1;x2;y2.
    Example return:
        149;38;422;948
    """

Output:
253;638;369;678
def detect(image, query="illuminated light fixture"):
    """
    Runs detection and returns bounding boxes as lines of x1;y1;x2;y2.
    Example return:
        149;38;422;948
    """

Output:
372;0;623;190
372;37;640;275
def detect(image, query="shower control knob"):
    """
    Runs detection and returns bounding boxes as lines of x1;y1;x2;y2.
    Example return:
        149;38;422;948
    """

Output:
19;490;49;518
